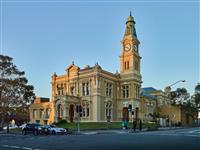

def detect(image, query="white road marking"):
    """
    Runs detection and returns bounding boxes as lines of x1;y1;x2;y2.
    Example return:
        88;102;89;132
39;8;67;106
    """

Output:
84;132;97;135
22;147;33;150
1;144;42;150
188;129;200;134
150;133;200;137
10;145;20;149
1;144;9;147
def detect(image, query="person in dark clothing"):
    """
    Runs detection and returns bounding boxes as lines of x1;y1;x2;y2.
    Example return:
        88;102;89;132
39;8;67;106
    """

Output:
139;120;142;131
132;119;137;132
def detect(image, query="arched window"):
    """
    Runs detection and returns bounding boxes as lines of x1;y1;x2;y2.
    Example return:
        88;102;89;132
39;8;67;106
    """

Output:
46;108;50;117
57;104;63;118
82;101;89;117
124;61;126;70
105;102;112;118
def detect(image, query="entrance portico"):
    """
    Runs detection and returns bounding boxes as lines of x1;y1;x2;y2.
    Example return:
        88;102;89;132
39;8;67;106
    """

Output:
54;95;80;123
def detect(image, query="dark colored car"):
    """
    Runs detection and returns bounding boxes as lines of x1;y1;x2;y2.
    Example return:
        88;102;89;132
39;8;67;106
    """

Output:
22;123;49;135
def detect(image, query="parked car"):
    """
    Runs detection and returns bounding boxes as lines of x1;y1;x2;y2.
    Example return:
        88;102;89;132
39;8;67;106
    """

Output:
19;123;27;129
44;125;66;135
22;123;49;135
3;124;18;130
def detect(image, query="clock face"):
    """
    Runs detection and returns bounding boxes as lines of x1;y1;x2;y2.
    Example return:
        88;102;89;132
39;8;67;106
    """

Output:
125;44;131;51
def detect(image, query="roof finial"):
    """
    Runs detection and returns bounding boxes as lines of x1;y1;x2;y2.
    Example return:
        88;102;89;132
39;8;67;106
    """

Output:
72;61;74;65
130;11;132;16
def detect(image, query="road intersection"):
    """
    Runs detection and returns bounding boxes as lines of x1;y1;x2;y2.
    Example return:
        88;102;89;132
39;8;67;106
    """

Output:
0;127;199;150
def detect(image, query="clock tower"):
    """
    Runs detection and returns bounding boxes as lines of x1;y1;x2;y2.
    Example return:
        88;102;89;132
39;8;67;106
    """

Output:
119;13;142;122
120;12;141;75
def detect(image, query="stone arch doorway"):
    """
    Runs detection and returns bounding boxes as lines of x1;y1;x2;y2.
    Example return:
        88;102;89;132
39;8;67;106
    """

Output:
69;104;74;123
122;107;129;122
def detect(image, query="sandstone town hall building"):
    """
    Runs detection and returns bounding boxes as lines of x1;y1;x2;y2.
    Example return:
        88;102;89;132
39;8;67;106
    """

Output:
30;13;142;124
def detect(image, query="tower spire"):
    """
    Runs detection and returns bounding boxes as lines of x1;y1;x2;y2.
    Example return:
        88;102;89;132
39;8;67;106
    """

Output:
124;12;137;39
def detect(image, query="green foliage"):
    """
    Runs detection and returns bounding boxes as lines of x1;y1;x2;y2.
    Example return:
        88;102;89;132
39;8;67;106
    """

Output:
194;83;200;108
146;122;159;131
194;93;200;108
171;88;190;105
56;121;158;131
0;55;35;128
55;120;67;126
171;86;199;119
195;84;200;93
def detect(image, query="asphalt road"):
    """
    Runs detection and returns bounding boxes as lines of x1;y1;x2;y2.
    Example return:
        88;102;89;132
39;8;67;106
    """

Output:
0;127;199;150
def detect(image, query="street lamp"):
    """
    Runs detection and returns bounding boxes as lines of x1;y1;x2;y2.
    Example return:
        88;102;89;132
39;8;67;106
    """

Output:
168;80;186;88
165;80;186;127
165;80;186;92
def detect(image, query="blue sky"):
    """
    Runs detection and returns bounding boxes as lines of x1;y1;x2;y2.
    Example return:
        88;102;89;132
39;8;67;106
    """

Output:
0;0;199;98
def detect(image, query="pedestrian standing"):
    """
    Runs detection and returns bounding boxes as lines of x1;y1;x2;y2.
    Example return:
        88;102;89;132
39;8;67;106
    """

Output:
139;120;142;131
132;119;137;132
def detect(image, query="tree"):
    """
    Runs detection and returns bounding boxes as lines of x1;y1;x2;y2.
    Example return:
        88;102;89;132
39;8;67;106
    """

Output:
0;55;35;130
12;107;30;126
194;83;200;108
171;88;190;105
171;87;198;125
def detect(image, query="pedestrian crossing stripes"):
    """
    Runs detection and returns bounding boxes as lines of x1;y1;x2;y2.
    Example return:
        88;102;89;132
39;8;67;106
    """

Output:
1;145;42;150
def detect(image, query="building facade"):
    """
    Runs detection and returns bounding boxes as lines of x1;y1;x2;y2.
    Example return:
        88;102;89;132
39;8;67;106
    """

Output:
30;13;142;124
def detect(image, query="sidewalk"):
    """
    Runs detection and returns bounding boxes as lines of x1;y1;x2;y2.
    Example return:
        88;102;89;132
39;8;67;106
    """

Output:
75;126;186;135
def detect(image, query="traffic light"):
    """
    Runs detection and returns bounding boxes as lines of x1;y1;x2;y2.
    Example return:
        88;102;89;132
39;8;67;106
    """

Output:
128;104;132;112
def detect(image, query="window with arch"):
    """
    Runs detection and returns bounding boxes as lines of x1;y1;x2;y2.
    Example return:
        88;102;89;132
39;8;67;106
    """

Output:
57;83;64;96
134;84;140;99
124;61;126;70
122;85;129;98
105;102;112;118
46;108;50;118
82;101;90;117
82;82;89;96
105;82;112;97
57;104;63;118
127;61;129;69
70;86;75;96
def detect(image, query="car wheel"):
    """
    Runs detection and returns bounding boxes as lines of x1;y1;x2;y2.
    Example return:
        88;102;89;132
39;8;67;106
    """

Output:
52;130;56;135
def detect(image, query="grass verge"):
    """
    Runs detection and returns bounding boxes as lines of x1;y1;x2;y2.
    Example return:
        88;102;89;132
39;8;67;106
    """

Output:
56;121;159;131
